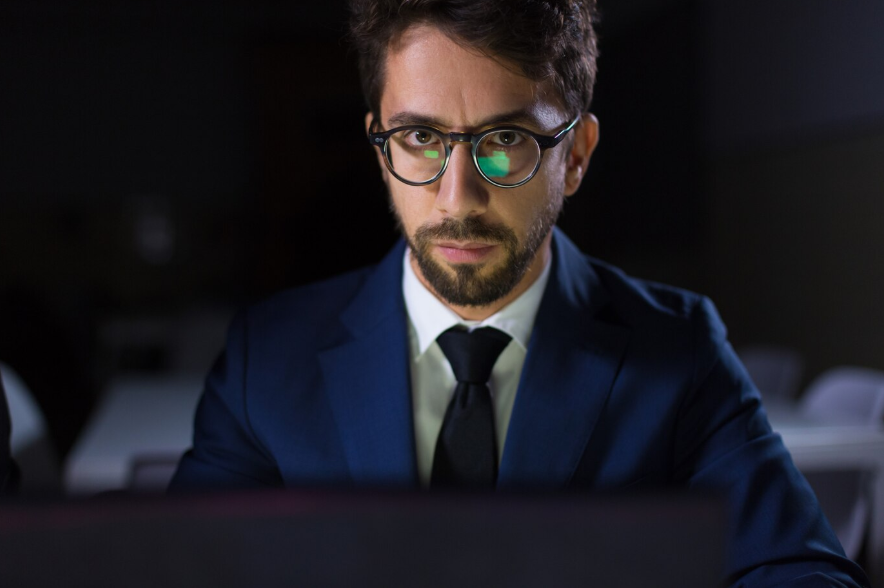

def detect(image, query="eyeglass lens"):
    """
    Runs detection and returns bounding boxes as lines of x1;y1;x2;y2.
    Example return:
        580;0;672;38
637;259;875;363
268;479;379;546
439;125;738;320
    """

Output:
386;128;541;185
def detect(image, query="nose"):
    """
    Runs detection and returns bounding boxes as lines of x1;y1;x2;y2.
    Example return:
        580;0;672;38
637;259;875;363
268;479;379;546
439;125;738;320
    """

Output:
434;142;489;219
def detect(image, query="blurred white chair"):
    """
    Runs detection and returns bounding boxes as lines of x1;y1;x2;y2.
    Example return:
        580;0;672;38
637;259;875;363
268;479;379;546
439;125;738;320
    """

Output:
799;366;884;560
801;366;884;425
738;345;805;403
0;362;61;493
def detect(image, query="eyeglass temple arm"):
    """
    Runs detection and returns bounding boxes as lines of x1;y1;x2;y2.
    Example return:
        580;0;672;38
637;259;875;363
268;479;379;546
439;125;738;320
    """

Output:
534;115;582;149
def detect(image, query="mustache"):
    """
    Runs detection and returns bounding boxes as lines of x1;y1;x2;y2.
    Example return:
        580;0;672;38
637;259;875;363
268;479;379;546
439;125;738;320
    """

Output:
413;217;517;246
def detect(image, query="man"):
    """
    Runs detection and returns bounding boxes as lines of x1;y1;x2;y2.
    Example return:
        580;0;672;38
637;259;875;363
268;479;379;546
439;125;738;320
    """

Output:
172;0;868;585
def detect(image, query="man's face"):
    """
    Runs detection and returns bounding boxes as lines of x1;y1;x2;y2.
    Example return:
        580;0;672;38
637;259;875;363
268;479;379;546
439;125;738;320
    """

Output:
373;25;592;310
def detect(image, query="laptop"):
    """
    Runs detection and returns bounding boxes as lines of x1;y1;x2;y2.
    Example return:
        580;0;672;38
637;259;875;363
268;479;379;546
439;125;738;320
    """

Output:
0;490;725;588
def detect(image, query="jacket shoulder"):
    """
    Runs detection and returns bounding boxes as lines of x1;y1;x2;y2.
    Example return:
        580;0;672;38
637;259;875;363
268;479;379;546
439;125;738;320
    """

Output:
584;255;730;384
587;257;704;319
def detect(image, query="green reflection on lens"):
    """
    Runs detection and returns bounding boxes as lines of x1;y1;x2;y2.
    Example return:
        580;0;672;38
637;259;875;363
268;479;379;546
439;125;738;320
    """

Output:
477;151;510;177
424;150;440;159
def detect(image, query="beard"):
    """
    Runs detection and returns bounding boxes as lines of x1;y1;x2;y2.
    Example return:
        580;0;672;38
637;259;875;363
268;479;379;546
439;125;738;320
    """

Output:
394;193;563;307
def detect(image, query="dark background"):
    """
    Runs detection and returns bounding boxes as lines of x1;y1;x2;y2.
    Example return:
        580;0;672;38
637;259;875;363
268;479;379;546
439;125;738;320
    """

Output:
2;0;884;458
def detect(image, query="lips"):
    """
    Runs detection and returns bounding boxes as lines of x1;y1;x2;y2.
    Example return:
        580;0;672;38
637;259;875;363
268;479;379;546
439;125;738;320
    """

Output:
435;241;497;263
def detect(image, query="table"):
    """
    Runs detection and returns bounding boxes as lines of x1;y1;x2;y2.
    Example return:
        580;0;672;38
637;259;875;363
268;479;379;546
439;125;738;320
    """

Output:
768;404;884;586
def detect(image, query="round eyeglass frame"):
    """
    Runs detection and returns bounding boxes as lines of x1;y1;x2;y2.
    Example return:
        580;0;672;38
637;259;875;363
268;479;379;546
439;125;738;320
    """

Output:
367;115;581;189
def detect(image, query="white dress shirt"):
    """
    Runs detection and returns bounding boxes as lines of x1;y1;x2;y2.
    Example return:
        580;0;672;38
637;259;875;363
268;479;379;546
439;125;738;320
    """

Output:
402;250;552;486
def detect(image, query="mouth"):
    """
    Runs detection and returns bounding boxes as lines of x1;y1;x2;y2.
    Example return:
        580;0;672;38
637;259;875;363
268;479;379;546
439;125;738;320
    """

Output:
434;241;498;263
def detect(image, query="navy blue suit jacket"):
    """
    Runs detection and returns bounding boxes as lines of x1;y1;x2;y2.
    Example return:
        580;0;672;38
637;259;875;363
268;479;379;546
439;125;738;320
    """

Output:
172;228;867;586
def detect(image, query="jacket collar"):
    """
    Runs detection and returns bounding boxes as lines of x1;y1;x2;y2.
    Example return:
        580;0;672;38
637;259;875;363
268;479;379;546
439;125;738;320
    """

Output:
318;239;419;487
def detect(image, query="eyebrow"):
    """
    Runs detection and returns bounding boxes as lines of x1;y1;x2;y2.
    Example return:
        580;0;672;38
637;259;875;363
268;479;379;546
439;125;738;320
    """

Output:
386;108;545;131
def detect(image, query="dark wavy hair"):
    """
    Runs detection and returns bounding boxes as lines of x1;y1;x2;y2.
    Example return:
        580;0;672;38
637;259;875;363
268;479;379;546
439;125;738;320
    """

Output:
348;0;599;119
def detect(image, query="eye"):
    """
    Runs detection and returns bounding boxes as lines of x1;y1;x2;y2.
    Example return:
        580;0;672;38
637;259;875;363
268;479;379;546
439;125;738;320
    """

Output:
405;129;439;147
490;131;525;147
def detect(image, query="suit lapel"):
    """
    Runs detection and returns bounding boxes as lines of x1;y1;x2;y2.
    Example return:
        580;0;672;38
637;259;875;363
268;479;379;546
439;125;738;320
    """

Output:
498;230;631;489
319;240;418;487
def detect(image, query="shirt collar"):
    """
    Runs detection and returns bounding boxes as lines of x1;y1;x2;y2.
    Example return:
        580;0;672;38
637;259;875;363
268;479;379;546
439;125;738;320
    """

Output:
402;246;552;357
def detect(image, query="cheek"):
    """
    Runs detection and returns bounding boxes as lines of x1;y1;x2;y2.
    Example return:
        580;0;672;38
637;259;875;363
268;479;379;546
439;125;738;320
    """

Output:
530;156;567;209
494;189;548;234
520;171;563;215
389;186;432;232
497;175;564;237
540;150;568;192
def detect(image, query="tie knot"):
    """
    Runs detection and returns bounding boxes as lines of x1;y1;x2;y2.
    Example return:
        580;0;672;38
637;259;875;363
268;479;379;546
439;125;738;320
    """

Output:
436;327;512;385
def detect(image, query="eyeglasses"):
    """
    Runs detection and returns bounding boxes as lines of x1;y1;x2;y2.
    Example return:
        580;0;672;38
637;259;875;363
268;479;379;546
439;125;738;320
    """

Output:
368;115;580;188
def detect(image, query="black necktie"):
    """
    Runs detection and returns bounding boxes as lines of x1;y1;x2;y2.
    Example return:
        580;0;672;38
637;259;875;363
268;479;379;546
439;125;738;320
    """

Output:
431;326;512;488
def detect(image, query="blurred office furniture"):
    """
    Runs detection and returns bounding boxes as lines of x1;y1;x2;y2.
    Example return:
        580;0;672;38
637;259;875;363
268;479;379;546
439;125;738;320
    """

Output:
769;366;884;583
800;367;884;426
0;362;61;493
66;306;230;495
737;345;805;402
64;374;204;495
801;367;884;561
99;306;231;375
0;290;96;458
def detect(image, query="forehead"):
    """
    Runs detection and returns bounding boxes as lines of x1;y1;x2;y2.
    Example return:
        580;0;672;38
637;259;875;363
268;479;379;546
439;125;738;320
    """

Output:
380;25;565;130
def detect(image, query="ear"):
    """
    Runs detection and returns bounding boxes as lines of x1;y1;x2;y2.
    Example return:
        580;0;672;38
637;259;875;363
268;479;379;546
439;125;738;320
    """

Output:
365;111;390;185
563;113;599;196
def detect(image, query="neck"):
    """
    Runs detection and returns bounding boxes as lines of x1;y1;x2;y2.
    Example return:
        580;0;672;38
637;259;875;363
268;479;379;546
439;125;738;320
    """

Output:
411;233;553;322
